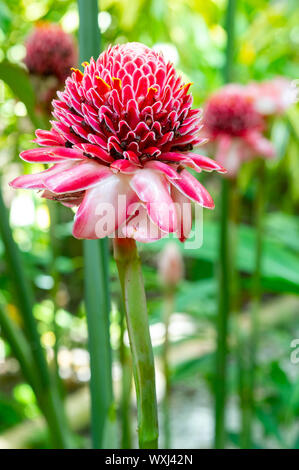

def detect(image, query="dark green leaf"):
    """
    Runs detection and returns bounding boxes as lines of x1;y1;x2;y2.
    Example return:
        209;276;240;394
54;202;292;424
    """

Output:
0;60;39;127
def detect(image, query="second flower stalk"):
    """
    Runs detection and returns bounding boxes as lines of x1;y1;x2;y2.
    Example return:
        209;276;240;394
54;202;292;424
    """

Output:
113;237;159;449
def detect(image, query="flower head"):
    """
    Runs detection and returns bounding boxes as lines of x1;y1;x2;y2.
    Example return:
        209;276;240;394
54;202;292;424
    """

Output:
202;84;275;177
11;42;225;242
248;77;297;116
24;23;77;83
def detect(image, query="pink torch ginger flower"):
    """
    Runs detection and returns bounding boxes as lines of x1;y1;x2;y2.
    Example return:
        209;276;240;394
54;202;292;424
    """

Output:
24;23;77;114
11;42;225;242
247;77;297;116
24;23;78;83
202;84;275;177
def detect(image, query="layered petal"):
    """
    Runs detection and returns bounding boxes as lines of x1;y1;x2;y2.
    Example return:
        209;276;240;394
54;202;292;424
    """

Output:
43;161;112;193
169;169;215;209
41;189;84;208
171;186;192;242
121;204;166;243
185;153;227;173
130;169;178;233
214;134;232;168
73;175;137;239
244;130;275;158
144;160;179;179
10;162;74;190
215;135;241;177
20;146;83;163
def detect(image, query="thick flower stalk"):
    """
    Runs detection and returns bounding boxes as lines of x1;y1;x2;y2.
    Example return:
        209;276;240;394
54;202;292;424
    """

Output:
202;84;275;177
12;42;225;242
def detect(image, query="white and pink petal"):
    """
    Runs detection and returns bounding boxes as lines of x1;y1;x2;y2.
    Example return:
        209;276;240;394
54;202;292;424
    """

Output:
73;175;137;239
130;169;178;233
169;169;215;209
10;162;74;190
43;162;112;194
171;186;193;242
20;146;84;163
121;204;166;243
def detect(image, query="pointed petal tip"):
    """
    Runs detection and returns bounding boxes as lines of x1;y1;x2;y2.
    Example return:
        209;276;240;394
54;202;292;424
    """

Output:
217;164;228;174
72;224;98;240
8;179;17;188
205;199;215;210
9;174;43;190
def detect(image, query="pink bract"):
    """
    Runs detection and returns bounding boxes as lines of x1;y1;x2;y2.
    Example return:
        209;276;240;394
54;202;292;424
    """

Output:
202;84;275;177
11;42;225;242
24;23;77;83
247;77;297;116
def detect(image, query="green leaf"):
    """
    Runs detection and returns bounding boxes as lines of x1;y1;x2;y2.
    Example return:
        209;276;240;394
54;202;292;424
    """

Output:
0;60;39;127
139;219;299;294
172;353;215;382
266;213;299;253
175;279;216;317
0;2;12;34
256;408;284;445
270;362;290;392
78;0;113;449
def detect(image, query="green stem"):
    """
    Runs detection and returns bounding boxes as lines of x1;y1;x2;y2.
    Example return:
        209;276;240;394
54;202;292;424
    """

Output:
163;289;174;449
102;237;113;401
0;187;73;448
227;181;250;450
0;304;71;449
84;239;112;448
119;302;133;449
78;0;101;61
0;299;42;396
77;0;113;448
214;0;237;449
48;200;65;398
242;162;265;448
215;178;230;449
223;0;236;84
0;187;48;388
113;238;158;449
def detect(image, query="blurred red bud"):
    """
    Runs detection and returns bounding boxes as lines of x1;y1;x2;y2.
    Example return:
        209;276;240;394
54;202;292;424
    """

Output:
158;242;184;287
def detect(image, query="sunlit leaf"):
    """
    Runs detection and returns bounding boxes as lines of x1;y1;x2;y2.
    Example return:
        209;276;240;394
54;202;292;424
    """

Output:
0;60;39;127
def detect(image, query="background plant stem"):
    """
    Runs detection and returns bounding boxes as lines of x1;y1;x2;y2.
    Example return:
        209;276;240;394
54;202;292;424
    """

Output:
119;301;133;449
47;201;65;399
242;162;265;448
113;238;158;449
77;0;113;448
163;288;174;449
0;187;47;386
223;0;236;84
83;240;112;448
214;0;237;449
0;186;72;448
0;302;68;447
0;298;42;398
215;178;230;448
